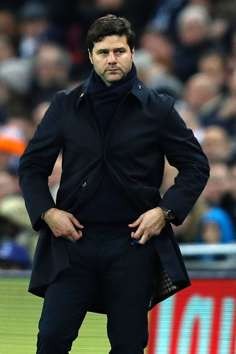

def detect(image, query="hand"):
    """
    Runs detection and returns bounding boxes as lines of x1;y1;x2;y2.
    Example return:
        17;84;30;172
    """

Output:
43;208;84;242
128;207;166;245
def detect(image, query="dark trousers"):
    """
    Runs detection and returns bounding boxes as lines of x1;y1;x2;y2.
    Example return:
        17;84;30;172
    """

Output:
36;233;157;354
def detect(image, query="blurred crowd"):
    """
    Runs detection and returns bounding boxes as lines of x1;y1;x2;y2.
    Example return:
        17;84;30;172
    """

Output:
0;0;236;269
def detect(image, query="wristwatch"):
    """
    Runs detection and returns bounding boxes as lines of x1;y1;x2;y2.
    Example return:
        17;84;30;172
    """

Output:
160;207;175;222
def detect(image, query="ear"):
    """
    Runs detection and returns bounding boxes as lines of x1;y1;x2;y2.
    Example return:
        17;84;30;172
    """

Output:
88;50;93;64
131;47;135;59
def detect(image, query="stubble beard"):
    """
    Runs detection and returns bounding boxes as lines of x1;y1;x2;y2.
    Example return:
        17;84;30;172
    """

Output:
102;68;124;85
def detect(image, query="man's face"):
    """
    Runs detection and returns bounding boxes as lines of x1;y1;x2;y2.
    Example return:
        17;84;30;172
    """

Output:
89;35;134;85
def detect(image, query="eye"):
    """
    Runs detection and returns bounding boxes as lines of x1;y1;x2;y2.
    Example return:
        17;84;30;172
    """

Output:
115;48;126;54
98;49;109;55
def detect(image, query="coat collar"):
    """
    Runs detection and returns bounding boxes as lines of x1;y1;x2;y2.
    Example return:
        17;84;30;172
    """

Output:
76;73;149;107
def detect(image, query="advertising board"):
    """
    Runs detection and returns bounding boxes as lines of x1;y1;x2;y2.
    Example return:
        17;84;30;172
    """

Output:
148;280;236;354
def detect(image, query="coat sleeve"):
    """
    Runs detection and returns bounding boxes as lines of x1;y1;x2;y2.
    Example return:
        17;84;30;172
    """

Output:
19;92;64;231
157;96;210;225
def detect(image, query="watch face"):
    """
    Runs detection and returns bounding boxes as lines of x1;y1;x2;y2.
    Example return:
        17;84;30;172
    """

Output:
165;209;175;221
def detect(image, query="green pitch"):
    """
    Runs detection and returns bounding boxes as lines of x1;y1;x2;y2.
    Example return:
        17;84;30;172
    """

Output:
0;278;110;354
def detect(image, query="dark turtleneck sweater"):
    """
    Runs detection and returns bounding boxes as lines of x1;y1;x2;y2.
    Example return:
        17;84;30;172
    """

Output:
76;66;140;235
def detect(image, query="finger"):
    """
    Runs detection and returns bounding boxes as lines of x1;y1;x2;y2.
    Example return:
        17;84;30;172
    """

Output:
66;236;76;243
128;214;144;228
68;227;83;240
70;215;84;229
132;225;145;239
138;232;150;245
73;229;83;238
53;230;81;241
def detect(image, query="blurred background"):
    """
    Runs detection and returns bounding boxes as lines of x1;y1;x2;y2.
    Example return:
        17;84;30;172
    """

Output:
0;0;235;353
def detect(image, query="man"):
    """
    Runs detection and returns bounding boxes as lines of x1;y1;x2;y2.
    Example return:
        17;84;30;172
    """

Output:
19;15;209;354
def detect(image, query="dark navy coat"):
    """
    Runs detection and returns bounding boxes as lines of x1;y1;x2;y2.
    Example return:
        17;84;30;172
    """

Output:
19;77;209;313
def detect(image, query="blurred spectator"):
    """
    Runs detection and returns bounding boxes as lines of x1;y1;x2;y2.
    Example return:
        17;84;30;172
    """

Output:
212;0;236;23
161;160;178;195
0;122;26;154
95;0;124;10
161;159;207;244
220;160;236;230
201;126;232;163
134;48;183;98
0;80;10;123
173;197;208;243
228;161;236;201
0;8;17;41
202;162;231;206
48;154;62;201
7;115;35;142
140;28;174;72
216;69;236;136
29;43;71;107
139;30;183;97
197;206;235;245
175;104;204;142
0;122;26;203
0;194;36;261
198;50;226;90
148;0;212;40
0;123;26;170
183;73;224;126
18;1;62;58
173;4;215;81
133;49;154;84
0;78;29;122
228;29;236;72
0;194;30;230
31;101;50;126
0;35;16;63
0;58;32;94
0;171;19;200
0;241;31;269
174;160;235;246
147;0;186;36
196;162;235;258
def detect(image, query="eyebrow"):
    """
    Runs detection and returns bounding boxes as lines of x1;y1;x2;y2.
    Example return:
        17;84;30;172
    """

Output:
96;47;126;53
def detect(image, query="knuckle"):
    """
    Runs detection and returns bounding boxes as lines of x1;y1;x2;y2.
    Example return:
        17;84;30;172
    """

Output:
140;226;146;234
63;231;70;238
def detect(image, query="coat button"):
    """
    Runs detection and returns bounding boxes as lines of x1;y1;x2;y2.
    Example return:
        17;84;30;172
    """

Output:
80;92;85;98
81;181;87;188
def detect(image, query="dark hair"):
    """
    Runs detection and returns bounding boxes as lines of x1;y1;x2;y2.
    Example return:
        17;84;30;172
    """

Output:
87;14;135;52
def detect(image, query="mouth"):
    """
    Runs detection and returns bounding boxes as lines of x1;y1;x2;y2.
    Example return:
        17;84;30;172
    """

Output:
105;68;121;73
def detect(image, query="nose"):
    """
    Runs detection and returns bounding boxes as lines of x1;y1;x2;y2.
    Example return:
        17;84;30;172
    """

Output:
107;51;117;64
